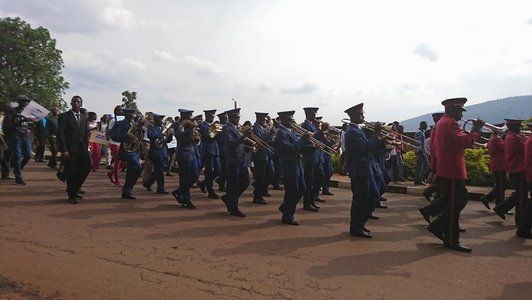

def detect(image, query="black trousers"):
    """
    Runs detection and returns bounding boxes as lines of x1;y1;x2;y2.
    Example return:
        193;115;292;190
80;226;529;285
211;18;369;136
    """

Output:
430;178;468;245
483;171;507;205
65;152;91;198
495;172;526;226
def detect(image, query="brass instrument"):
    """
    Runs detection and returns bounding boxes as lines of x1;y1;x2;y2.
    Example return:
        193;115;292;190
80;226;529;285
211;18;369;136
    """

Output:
341;119;422;151
249;130;276;154
462;119;505;134
474;142;487;148
318;120;341;135
154;120;174;148
123;116;146;153
291;123;339;155
361;120;421;147
208;122;223;138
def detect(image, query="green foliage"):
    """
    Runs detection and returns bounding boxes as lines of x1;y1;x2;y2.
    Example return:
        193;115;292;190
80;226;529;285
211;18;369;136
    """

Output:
402;148;493;186
121;90;139;112
0;17;69;110
332;153;341;173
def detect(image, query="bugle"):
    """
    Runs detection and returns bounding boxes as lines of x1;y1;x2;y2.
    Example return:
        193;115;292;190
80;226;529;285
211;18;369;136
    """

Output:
462;119;505;134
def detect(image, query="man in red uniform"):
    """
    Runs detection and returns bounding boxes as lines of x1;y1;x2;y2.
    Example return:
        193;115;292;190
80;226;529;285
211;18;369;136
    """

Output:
422;112;444;202
493;119;529;238
426;98;482;253
520;123;532;238
480;124;506;210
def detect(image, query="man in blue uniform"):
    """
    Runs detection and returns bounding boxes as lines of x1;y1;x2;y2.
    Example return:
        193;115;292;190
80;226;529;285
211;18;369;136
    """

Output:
301;107;321;211
111;108;143;199
197;109;221;199
344;103;387;238
275;111;312;225
220;108;251;217
215;112;228;192
251;112;274;204
171;109;200;209
143;113;171;194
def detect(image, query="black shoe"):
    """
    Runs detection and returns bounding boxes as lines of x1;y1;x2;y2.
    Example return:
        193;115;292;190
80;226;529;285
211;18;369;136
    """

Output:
78;189;85;194
419;207;431;223
427;223;444;241
322;191;334;196
122;193;136;200
459;228;466;233
278;204;285;212
480;196;490;210
263;192;272;197
380;197;387;202
171;191;184;205
444;243;472;253
493;207;506;220
282;219;299;225
516;231;532;239
363;227;371;233
207;192;219;199
221;195;230;211
230;210;246;217
311;202;320;209
15;177;26;185
143;184;153;191
505;211;514;216
350;231;373;238
253;197;267;205
76;193;83;199
156;191;169;194
303;205;319;212
272;186;284;190
68;197;78;204
315;197;326;203
423;191;432;202
368;214;379;220
377;204;387;209
197;181;206;194
184;201;196;209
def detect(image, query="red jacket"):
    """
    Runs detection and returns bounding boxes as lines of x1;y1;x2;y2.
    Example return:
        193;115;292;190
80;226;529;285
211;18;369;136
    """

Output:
505;131;526;173
525;135;532;182
429;126;437;172
487;135;505;172
435;114;479;179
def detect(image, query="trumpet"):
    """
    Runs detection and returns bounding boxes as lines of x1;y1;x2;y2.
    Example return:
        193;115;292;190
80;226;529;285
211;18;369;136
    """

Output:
341;119;422;151
462;119;506;134
291;123;339;155
154;120;174;148
361;120;421;146
208;122;223;138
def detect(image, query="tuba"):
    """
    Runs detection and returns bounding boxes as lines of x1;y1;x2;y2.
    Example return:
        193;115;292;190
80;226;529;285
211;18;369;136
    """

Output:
123;116;146;153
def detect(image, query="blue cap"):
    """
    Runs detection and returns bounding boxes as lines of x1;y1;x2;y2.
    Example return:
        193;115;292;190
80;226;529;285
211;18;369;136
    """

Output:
255;112;269;118
152;113;165;119
204;109;217;114
277;110;295;118
344;103;364;115
303;107;319;113
225;108;241;116
178;108;194;114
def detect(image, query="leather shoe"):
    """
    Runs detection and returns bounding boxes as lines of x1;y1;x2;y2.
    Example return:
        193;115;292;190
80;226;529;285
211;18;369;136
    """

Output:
156;191;169;194
15;177;26;185
121;193;136;200
263;192;272;197
197;181;206;194
184;201;196;209
78;189;85;194
311;202;320;209
143;184;153;191
350;231;373;238
282;219;299;225
380;197;387;202
315;197;326;203
459;228;466;233
493;207;506;220
377;204;387;209
171;191;184;205
68;197;78;204
419;207;431;223
230;210;246;217
516;231;532;239
368;214;379;220
76;193;83;199
444;243;472;253
253;197;267;205
303;205;319;212
423;191;432;202
480;196;490;210
427;223;444;241
207;192;219;199
322;191;334;196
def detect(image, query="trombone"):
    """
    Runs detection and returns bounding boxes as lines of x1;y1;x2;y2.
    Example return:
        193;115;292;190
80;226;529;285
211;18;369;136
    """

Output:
291;123;339;155
341;119;422;151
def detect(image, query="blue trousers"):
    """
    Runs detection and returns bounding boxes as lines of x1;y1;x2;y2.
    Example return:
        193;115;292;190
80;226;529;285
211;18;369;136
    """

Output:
173;160;199;202
281;174;306;222
321;157;333;192
253;160;273;197
415;152;430;183
122;152;142;195
9;133;31;179
203;154;221;194
350;176;379;233
303;163;321;205
225;163;250;212
144;157;166;192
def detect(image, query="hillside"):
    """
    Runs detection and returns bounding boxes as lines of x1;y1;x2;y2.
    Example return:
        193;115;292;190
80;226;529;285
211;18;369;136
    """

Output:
400;95;532;131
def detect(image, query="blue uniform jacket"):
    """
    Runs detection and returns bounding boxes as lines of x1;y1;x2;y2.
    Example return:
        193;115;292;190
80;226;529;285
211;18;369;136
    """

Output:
147;125;170;160
251;123;272;163
174;121;197;162
222;122;245;166
344;123;385;178
199;122;219;156
274;126;309;178
301;119;320;164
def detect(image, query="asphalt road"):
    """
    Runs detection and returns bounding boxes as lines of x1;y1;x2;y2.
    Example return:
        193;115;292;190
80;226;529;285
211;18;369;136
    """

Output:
1;162;531;299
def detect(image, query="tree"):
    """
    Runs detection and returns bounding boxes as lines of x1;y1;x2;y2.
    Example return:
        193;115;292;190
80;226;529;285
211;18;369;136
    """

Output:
121;90;139;112
0;17;70;110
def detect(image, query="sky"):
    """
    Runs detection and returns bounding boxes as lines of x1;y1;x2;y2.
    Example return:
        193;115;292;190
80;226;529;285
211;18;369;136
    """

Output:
1;0;532;124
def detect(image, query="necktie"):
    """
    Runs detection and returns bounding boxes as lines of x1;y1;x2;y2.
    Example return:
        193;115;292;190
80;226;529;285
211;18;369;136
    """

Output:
75;113;80;124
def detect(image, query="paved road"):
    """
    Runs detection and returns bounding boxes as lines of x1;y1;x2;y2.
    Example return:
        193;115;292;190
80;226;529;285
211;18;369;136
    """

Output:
1;162;531;299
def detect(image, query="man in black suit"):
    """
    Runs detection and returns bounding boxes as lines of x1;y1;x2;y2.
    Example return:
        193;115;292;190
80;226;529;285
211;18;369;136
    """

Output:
57;96;91;204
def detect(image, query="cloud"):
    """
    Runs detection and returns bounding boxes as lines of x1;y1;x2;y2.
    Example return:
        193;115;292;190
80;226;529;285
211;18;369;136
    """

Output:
122;58;146;69
528;17;532;25
413;43;438;62
153;50;177;62
281;82;320;94
182;56;222;77
256;84;272;93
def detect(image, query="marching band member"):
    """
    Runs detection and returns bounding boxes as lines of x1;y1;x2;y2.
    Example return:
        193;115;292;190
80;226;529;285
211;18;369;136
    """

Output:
422;112;444;202
141;112;155;184
197;109;221;199
110;108;143;200
270;118;284;190
301;107;321;211
171;109;199;209
220;108;251;217
520;124;532;238
215;112;228;192
343;103;386;238
143;113;171;194
318;118;336;196
427;98;482;252
480;123;506;209
251;112;274;205
275;110;311;225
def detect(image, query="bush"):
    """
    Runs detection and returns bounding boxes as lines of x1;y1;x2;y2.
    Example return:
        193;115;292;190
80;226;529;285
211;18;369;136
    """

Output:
402;148;493;186
332;153;341;173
